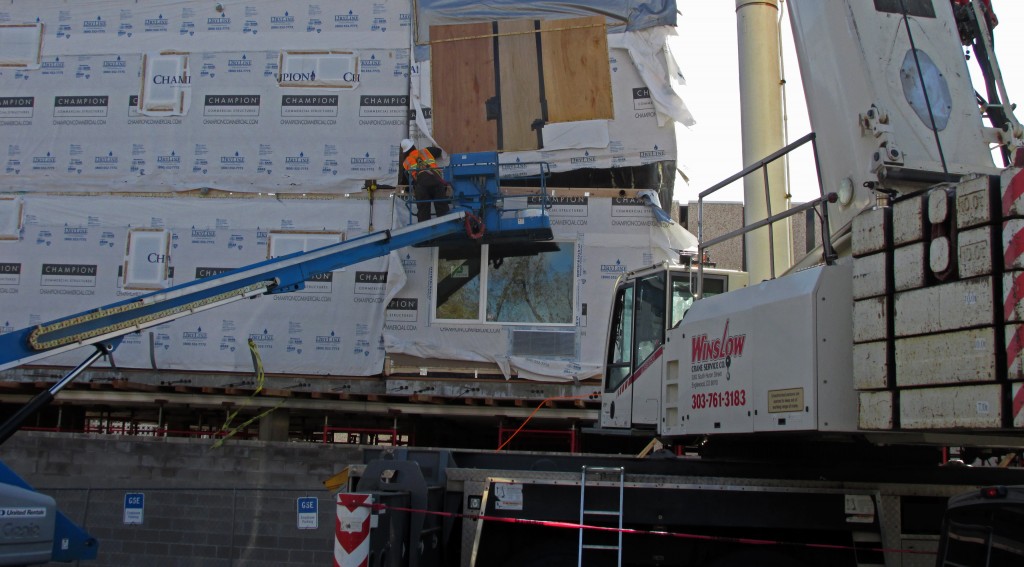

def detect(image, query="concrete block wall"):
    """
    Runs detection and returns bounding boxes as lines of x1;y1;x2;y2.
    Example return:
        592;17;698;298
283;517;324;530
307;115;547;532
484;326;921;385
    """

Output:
4;432;366;567
683;201;746;270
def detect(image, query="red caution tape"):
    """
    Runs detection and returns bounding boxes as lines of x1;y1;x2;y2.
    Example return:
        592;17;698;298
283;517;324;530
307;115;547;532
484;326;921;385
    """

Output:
359;502;937;557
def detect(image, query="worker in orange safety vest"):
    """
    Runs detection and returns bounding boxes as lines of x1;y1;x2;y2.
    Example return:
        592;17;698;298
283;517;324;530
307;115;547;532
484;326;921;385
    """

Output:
400;138;450;222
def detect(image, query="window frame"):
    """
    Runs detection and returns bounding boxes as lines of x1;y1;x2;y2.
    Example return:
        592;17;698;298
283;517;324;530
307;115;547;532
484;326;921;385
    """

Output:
139;51;191;115
432;240;577;326
278;50;360;89
0;23;43;69
604;281;635;393
123;228;172;291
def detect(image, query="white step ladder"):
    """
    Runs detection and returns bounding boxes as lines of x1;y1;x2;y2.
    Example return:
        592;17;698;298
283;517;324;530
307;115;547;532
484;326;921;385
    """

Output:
578;465;625;567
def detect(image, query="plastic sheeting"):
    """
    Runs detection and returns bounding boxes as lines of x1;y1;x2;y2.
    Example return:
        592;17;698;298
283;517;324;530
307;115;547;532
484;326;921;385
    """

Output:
0;0;691;195
1;194;398;376
414;0;677;45
1;193;695;382
383;194;697;382
409;30;690;176
0;0;698;383
0;0;412;194
611;27;695;128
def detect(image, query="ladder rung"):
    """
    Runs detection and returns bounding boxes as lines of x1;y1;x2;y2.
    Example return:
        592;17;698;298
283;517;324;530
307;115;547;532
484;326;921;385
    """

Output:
578;464;624;567
584;466;624;474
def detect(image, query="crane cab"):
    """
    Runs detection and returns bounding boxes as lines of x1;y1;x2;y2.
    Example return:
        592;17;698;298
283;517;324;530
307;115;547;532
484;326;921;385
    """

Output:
600;262;747;431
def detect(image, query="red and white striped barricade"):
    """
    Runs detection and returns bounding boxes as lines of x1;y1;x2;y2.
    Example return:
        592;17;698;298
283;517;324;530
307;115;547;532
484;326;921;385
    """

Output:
335;493;373;567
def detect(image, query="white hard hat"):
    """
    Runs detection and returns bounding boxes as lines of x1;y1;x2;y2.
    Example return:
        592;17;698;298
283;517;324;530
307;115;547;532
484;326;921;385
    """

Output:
400;139;414;152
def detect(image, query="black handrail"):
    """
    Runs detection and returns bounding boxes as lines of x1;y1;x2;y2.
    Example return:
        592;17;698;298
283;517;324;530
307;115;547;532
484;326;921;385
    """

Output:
695;132;836;296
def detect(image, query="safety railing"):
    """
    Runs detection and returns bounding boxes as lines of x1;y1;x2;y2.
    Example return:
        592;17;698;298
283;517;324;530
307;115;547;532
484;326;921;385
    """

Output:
400;152;552;224
321;426;409;447
497;425;579;453
495;159;553;213
695;132;837;296
20;424;257;439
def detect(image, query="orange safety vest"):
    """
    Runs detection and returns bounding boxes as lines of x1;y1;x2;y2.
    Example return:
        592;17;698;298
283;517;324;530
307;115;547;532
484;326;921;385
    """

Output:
402;148;440;180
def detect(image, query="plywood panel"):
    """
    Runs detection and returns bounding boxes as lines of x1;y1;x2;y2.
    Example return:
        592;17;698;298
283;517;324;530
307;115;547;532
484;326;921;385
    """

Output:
430;23;497;154
497;19;542;151
540;16;612;123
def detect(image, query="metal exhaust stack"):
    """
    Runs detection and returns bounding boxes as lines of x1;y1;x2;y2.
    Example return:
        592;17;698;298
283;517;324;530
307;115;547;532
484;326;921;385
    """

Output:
736;0;792;281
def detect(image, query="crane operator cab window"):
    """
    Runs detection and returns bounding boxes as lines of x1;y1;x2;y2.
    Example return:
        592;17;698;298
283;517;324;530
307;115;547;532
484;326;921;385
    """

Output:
605;269;728;394
634;275;666;363
669;273;726;328
605;285;634;394
605;274;666;393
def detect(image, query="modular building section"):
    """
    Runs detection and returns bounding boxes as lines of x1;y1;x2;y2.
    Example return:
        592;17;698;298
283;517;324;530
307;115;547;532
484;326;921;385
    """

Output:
0;1;413;194
0;190;691;382
0;0;693;383
0;0;685;195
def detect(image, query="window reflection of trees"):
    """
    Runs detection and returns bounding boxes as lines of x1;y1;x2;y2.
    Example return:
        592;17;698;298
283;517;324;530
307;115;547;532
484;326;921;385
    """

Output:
435;243;574;324
487;252;572;323
436;256;480;320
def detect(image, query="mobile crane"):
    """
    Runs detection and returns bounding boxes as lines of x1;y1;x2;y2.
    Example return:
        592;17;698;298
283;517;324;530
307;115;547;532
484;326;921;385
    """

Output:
336;1;1024;566
0;152;556;565
603;0;1024;444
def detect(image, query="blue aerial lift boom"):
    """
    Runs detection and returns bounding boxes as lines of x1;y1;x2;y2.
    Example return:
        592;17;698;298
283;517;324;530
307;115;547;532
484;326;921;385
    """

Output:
0;152;552;564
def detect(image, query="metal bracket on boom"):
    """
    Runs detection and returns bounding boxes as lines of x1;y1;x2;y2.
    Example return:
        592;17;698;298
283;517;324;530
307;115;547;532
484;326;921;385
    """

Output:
996;122;1024;166
0;340;119;446
862;104;907;173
